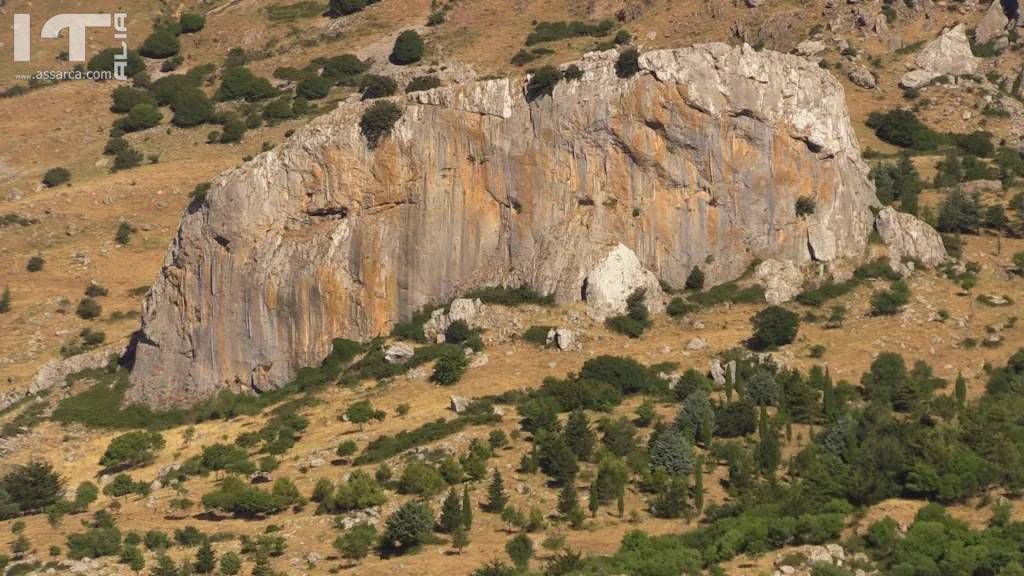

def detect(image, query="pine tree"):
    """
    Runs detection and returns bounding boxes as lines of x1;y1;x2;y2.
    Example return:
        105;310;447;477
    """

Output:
194;540;215;574
252;551;273;576
755;409;780;479
461;485;473;529
439;488;462;533
557;482;578;516
485;469;508;512
563;409;596;461
587;481;599;517
693;457;704;513
150;554;180;576
699;409;714;447
451;525;469;554
955;371;967;409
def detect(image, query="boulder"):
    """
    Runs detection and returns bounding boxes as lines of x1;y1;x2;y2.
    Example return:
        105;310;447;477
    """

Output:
899;69;941;89
686;337;707;350
384;342;415;364
449;395;471;413
875;206;947;269
423;298;483;342
754;259;804;304
584;243;665;321
795;40;826;56
914;23;979;76
545;328;579;351
848;66;877;89
710;359;727;385
975;0;1010;45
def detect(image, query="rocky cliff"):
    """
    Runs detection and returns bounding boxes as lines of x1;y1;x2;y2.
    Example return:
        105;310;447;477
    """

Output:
128;44;878;408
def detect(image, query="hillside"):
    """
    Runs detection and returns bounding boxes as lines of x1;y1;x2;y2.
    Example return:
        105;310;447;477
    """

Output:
1;0;1024;575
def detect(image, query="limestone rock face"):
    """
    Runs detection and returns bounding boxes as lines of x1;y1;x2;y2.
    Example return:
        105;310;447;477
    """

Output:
128;44;878;408
913;24;979;76
875;206;947;269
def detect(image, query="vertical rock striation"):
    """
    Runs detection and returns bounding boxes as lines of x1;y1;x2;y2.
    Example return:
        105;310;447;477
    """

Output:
129;44;877;408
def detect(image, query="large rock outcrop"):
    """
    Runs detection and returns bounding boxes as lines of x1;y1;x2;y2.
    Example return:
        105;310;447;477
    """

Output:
875;206;947;271
900;24;980;88
128;44;877;408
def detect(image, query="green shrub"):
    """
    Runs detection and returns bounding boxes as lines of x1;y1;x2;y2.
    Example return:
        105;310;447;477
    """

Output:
359;74;398;99
615;48;640;78
750;305;799;349
113;146;144;171
1;461;65;514
431;349;469;385
115;222;136;245
866;109;943;150
406;75;442;93
526;66;561;100
563;64;584;80
522;325;552;345
115;103;162;132
216;67;277;101
26;256;44;272
666;297;698;318
139;29;180;59
263;96;295;121
525;20;615;45
391;30;425;65
296;76;331;99
605;289;651;338
65;513;121;559
171;90;215;127
870;280;910;316
359;101;402;147
685;266;705;290
100;431;165;471
398;461;446;496
795;196;816;217
110;86;155;113
179;12;206;33
42;167;71;187
321;54;370;84
329;0;366;16
149;74;200;106
464;285;554;306
76;298;102;319
87;49;145;77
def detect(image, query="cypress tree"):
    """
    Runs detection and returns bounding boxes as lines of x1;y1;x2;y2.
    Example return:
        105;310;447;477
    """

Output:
0;286;10;313
485;469;508;512
616;487;625;518
439;488;462;533
194;541;215;574
955;371;967;409
756;410;780;479
693;457;704;513
461;485;473;529
557;482;578;516
587;481;599;517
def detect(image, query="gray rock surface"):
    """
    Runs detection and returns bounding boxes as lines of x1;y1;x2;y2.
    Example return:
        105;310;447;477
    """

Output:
913;23;979;76
875;206;947;269
545;328;579;351
584;243;665;321
848;66;877;89
128;44;878;408
755;259;804;304
975;0;1010;45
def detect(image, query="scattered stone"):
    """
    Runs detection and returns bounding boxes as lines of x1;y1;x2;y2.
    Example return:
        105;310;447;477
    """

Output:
686;337;707;351
384;342;415;364
250;471;272;484
848;66;877;89
899;69;941;89
975;0;1010;45
913;23;980;76
449;395;470;413
795;40;826;56
710;359;726;385
962;179;1002;195
545;328;580;351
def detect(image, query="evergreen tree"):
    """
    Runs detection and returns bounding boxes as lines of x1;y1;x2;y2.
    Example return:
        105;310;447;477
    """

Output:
218;552;241;576
251;551;272;576
461;485;473;529
485;470;508;512
557;482;579;516
649;427;694;477
451;525;469;554
756;410;780;479
955;371;967;409
694;457;704;513
194;541;215;574
149;554;180;576
616;488;625;518
563;409;596;461
439;488;462;533
505;534;534;570
587;481;599;517
0;286;10;313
